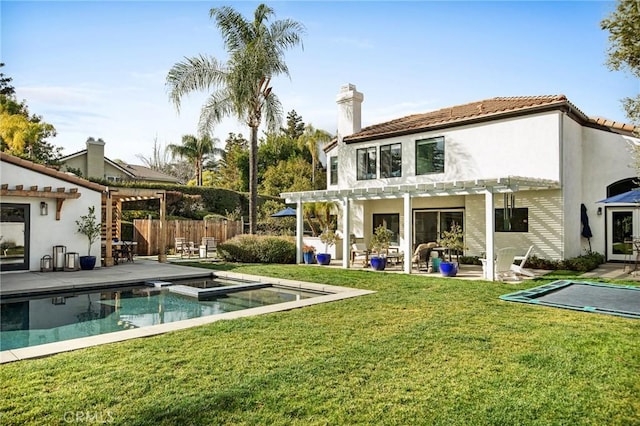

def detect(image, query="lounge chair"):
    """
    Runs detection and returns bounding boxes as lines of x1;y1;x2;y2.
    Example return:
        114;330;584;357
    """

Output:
511;245;534;277
351;243;369;266
412;242;437;271
481;247;519;281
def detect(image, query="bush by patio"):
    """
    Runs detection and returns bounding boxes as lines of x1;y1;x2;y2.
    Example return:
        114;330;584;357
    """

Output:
217;235;296;264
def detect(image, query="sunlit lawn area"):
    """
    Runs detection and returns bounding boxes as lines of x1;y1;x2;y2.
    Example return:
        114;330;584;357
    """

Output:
1;264;639;425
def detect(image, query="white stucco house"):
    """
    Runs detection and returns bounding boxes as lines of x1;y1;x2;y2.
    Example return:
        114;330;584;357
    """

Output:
1;152;106;272
282;84;639;279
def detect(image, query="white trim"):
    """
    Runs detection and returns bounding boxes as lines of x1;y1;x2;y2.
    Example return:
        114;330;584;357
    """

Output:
283;176;560;203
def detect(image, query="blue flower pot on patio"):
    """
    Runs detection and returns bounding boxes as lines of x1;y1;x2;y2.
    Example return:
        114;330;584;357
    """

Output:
303;252;315;264
370;256;387;271
316;253;331;265
79;256;96;271
439;261;458;277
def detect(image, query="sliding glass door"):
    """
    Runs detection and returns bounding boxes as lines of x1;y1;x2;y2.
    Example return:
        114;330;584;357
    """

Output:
414;209;464;247
0;203;30;271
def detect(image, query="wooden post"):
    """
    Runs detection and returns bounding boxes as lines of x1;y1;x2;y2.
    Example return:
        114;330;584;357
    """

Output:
104;191;114;266
158;192;167;263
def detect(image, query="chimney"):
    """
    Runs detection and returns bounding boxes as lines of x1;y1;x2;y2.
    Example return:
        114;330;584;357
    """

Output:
86;137;105;179
336;83;364;139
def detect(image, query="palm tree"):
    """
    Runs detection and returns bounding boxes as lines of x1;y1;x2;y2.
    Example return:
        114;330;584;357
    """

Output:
166;4;304;234
297;124;332;186
167;134;217;186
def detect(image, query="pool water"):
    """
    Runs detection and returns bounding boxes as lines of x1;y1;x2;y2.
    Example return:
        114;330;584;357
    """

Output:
0;281;322;351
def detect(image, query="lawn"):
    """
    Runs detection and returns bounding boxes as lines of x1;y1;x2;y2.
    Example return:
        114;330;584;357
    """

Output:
1;264;639;425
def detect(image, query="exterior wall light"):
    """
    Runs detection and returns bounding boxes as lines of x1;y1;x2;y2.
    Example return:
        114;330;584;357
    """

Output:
40;201;48;216
597;207;603;216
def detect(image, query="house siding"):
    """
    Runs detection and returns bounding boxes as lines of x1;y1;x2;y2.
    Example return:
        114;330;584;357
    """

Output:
1;161;103;271
329;112;562;191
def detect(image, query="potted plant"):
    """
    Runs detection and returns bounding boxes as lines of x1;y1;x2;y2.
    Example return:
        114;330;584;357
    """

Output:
302;245;316;264
316;228;336;265
438;222;465;277
76;206;102;270
369;225;393;271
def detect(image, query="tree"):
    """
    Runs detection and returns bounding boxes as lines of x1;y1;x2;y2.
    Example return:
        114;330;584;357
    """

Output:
0;64;59;163
0;63;15;96
166;4;305;234
282;109;305;140
601;0;640;128
297;124;333;187
167;134;218;186
260;156;313;197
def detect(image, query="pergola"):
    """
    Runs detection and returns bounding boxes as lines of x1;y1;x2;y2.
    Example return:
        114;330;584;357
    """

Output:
103;187;167;266
282;176;560;280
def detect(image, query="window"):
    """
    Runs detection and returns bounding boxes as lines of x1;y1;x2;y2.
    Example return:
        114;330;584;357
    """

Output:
415;136;444;175
495;208;528;232
357;147;377;180
330;157;338;185
373;214;400;244
380;143;402;178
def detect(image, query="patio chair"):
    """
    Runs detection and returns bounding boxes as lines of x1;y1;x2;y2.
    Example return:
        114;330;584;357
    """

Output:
412;242;437;271
175;237;198;258
511;245;534;277
481;247;519;281
201;237;217;258
351;243;369;266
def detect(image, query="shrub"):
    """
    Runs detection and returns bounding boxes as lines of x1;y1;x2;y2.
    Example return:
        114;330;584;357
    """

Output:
526;252;604;272
459;256;482;265
217;235;296;264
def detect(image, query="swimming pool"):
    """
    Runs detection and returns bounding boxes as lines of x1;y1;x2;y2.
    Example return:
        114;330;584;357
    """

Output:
0;276;325;351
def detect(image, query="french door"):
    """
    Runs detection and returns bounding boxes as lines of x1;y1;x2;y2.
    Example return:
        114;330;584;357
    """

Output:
606;207;640;261
414;209;464;247
0;203;30;271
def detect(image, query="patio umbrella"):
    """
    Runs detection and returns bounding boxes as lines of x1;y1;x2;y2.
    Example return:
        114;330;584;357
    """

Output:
270;207;297;218
580;204;593;251
597;189;640;204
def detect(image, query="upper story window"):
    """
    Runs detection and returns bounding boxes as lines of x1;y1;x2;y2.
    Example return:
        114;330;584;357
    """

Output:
415;136;444;175
106;176;123;183
380;143;402;178
357;147;377;180
330;157;338;185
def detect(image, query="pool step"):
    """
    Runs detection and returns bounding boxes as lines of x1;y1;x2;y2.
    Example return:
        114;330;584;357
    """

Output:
169;282;269;300
145;280;173;288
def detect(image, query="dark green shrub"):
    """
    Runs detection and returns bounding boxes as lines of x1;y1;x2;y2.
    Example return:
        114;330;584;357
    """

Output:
217;235;296;264
459;256;482;265
563;251;605;272
526;252;604;272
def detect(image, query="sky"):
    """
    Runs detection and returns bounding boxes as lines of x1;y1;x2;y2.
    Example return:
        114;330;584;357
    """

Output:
2;1;638;165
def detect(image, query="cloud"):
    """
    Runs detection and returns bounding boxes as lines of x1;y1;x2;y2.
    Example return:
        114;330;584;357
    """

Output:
17;85;104;107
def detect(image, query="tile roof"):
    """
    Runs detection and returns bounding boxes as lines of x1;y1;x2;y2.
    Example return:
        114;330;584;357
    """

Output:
338;95;637;145
122;164;182;183
0;152;107;193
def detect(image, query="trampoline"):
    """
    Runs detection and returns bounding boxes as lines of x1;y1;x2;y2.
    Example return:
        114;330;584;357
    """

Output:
500;280;640;319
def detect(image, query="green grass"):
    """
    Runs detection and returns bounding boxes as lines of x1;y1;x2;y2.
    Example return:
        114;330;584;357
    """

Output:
1;264;639;425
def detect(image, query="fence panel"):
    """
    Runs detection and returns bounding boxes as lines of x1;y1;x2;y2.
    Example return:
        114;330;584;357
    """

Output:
133;219;242;255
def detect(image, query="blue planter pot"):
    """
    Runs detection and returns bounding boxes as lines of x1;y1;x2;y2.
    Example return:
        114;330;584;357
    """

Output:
370;256;387;271
79;256;96;270
439;261;458;277
316;253;331;265
303;252;315;264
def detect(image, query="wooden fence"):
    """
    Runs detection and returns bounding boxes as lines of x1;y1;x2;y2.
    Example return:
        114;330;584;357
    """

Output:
133;219;243;255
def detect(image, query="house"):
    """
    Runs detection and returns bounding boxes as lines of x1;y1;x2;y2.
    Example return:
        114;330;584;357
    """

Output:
281;84;639;278
59;138;181;185
0;152;106;271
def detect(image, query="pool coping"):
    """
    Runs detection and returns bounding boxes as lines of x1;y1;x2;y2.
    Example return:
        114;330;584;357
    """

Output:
0;271;375;364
